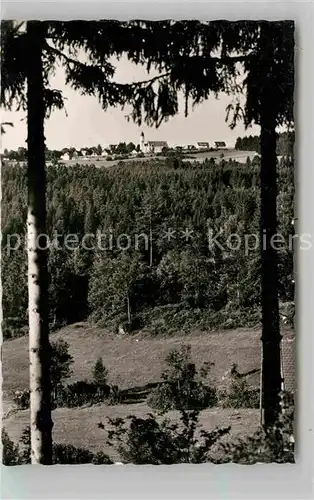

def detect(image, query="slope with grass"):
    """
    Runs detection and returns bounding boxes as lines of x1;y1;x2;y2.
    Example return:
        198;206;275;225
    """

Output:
2;322;294;407
3;403;260;462
2;322;294;461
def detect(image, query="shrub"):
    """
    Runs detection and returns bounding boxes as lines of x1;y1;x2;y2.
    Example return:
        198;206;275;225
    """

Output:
218;364;260;409
116;314;144;333
279;301;295;327
53;444;112;464
149;317;168;336
108;385;123;405
148;345;217;413
93;357;109;387
115;317;139;334
50;339;74;400
217;396;294;464
13;353;117;410
105;409;230;464
2;426;113;465
15;378;118;410
56;358;120;407
13;389;30;409
55;380;111;408
54;359;119;408
1;318;27;340
13;339;74;410
2;429;21;465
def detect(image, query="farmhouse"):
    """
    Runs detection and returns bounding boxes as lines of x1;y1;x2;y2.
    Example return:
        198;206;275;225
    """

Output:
215;141;227;149
195;142;210;150
184;144;197;151
137;133;229;155
60;152;70;161
146;141;168;154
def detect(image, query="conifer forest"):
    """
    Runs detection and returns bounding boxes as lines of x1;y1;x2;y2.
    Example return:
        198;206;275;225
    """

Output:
1;19;296;466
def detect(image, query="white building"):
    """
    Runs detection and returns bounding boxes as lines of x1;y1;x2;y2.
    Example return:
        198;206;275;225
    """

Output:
214;141;227;149
61;152;70;161
195;142;210;150
184;144;197;151
140;132;168;154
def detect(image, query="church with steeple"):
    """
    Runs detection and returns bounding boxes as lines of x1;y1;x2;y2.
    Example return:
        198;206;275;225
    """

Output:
139;131;168;154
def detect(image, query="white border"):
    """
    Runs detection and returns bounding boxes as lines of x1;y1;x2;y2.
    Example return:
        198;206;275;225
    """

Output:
1;1;313;499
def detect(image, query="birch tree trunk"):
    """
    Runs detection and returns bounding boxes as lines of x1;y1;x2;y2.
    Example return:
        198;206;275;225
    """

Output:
26;21;53;464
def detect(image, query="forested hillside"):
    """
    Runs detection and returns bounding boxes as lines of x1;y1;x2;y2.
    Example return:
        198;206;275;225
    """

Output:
235;131;295;156
2;157;294;339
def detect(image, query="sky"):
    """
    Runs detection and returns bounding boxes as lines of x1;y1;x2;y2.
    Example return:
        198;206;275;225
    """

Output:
1;57;260;152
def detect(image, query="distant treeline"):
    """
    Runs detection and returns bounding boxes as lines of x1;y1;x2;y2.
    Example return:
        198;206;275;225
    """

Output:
235;131;295;156
1;142;140;162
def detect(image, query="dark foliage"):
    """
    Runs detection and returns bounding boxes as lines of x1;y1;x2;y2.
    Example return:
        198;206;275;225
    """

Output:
54;380;111;408
2;429;21;466
1;159;294;338
2;426;113;465
218;364;260;409
235;131;294;156
50;339;73;390
12;341;117;410
217;394;294;463
148;345;217;412
53;444;112;465
106;409;230;464
13;338;73;409
13;389;30;409
92;357;109;387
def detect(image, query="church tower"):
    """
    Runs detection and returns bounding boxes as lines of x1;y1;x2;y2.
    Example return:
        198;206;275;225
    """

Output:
140;131;145;153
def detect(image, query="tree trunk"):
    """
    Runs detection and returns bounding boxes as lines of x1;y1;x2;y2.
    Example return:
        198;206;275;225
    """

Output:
126;294;131;325
260;102;282;429
149;210;153;268
26;21;53;464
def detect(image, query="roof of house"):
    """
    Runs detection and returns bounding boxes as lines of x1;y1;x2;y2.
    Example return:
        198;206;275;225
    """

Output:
147;141;168;146
215;141;226;147
196;142;209;146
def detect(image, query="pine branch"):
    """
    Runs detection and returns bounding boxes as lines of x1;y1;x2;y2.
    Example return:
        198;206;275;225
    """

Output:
45;41;171;90
44;42;89;68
